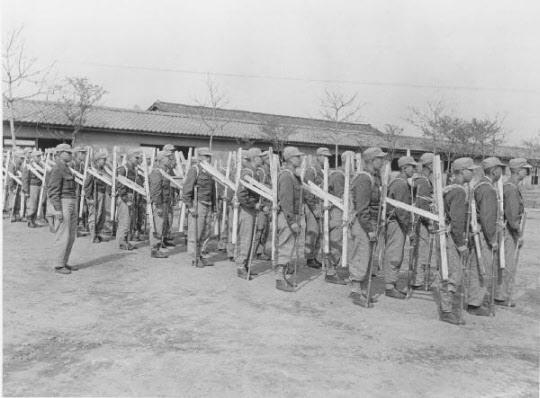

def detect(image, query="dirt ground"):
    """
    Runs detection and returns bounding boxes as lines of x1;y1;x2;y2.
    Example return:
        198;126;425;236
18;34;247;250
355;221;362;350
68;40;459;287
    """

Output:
2;212;539;397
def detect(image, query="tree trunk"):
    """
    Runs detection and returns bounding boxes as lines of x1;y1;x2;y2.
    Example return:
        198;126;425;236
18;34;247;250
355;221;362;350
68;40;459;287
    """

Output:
7;92;17;148
209;134;214;150
335;143;339;168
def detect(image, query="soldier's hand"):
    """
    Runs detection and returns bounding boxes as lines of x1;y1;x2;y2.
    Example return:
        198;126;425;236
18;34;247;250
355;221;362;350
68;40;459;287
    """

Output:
518;237;524;248
490;242;499;252
156;208;163;217
313;208;322;219
409;233;417;246
290;223;301;234
54;211;63;223
368;231;377;241
457;245;467;253
189;207;197;215
126;201;133;208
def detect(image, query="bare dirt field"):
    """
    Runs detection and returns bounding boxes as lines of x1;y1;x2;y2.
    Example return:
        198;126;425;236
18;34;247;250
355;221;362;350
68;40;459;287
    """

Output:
3;212;539;397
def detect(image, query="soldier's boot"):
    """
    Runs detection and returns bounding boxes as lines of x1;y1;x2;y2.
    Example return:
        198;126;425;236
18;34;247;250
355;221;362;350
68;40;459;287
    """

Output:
306;258;322;269
163;238;176;248
151;245;169;258
27;215;37;228
257;253;271;261
385;285;406;300
440;311;466;325
348;292;374;308
93;235;103;243
325;272;348;285
495;299;516;307
466;305;491;316
200;257;214;267
54;266;71;275
360;280;378;303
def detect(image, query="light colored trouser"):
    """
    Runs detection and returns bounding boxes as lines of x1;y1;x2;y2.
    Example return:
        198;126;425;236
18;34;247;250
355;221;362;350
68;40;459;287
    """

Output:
276;211;297;279
116;198;132;246
495;231;517;301
26;185;41;219
236;207;257;269
467;232;493;306
187;202;212;259
435;235;462;312
254;211;269;256
88;191;106;235
150;203;173;247
385;219;406;286
52;198;78;268
304;204;321;260
8;188;20;216
349;218;375;287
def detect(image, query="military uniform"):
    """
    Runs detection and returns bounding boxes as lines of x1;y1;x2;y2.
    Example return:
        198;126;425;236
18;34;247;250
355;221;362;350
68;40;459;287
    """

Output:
84;155;108;242
7;155;23;222
303;163;323;263
22;153;43;227
149;152;173;258
253;161;271;259
48;144;79;274
412;174;433;286
116;156;139;250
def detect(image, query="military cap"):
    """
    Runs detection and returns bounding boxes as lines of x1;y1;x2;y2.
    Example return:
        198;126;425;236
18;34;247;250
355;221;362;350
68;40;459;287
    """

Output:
452;157;479;172
242;150;252;159
283;146;305;161
198;147;213;157
341;150;356;161
508;158;532;170
156;150;172;161
261;150;270;158
419;153;435;165
55;143;73;153
23;147;33;154
482;157;505;170
31;150;42;158
12;149;25;158
163;144;175;152
73;146;87;153
249;148;263;158
398;156;418;168
127;149;142;157
316;147;332;157
94;152;108;161
362;147;387;161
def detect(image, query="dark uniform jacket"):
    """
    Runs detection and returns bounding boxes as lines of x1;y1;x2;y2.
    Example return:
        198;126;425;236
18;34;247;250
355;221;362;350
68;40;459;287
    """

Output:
84;168;109;199
304;164;324;209
117;163;138;203
352;170;381;234
387;173;412;233
21;162;43;193
503;180;524;237
443;184;467;248
7;162;22;192
149;165;172;206
182;162;216;209
238;165;260;210
413;175;432;227
474;176;498;247
329;169;345;199
278;164;302;226
48;160;77;211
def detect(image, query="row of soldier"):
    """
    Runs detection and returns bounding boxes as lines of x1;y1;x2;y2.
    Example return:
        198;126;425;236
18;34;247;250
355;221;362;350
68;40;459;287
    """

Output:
2;143;529;326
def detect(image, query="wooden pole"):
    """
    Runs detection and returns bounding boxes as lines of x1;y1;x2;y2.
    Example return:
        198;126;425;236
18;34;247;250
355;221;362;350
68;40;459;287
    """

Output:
341;155;350;268
220;152;232;237
142;153;154;236
322;157;330;269
110;146;118;236
2;150;11;211
270;147;278;264
496;178;506;269
231;148;242;246
79;147;90;218
433;155;449;280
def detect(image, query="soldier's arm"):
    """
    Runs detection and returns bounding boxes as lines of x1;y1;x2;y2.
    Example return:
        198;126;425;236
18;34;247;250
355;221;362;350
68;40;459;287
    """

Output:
303;167;318;208
149;170;163;205
355;175;375;233
446;188;466;247
475;185;498;246
21;168;30;193
393;180;412;232
84;175;94;200
181;167;196;208
328;172;344;198
503;184;520;234
278;173;296;226
117;166;129;202
47;167;63;212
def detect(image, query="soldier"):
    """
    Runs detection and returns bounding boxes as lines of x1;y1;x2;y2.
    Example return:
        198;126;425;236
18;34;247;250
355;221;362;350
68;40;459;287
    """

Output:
467;157;505;316
349;147;387;306
161;143;178;247
47;144;79;274
303;147;331;268
496;158;531;306
412;152;435;289
21;150;44;228
7;150;24;222
275;146;304;292
72;146;89;233
235;148;262;279
148;151;174;258
182;147;216;268
254;150;272;261
131;153;147;242
325;150;356;285
85;152;109;243
116;150;141;250
385;156;418;299
437;158;479;325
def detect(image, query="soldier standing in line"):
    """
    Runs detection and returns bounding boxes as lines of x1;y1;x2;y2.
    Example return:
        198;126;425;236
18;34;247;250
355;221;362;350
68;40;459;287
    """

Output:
325;150;356;285
131;153;147;242
412;152;435;289
254;150;272;261
496;158;531;306
72;146;89;234
21;150;44;228
437;158;479;325
303;147;332;269
182;147;216;268
467;157;505;316
47;144;79;275
275;146;305;292
236;148;262;279
348;147;387;307
7;150;24;222
85;152;109;243
162;144;178;247
384;156;418;299
116;150;141;251
148;151;174;258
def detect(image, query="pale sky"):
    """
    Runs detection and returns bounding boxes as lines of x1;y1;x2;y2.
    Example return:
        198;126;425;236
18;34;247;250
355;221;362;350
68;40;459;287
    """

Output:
3;0;540;145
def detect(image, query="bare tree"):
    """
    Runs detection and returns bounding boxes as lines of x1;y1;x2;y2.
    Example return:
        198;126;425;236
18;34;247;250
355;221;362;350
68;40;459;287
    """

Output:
319;89;364;167
382;124;404;160
195;75;229;150
2;26;55;148
259;120;295;155
57;77;107;145
521;131;540;167
469;116;506;159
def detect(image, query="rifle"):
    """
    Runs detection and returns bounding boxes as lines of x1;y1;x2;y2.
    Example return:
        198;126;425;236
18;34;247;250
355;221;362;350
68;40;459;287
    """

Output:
160;198;171;249
291;157;307;290
341;156;350;269
424;234;435;291
93;178;98;240
470;193;484;275
193;186;199;267
322;157;330;269
110;147;118;237
406;215;422;299
377;163;390;271
507;211;527;306
458;186;474;323
269;148;279;269
489;248;497;316
246;198;262;280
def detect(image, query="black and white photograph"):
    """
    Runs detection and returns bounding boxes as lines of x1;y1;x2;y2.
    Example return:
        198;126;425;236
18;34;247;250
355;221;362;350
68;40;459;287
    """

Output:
2;0;539;396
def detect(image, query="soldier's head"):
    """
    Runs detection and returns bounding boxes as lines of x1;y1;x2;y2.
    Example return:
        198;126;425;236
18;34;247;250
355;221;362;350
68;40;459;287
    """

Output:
31;150;42;162
94;152;108;168
23;147;33;160
55;144;73;162
13;150;25;165
197;147;212;163
249;148;263;167
261;150;270;165
362;147;386;171
127;150;142;166
283;146;304;168
73;146;87;161
508;158;532;181
452;157;479;184
482;157;506;182
418;153;434;176
156;151;173;167
398;156;418;178
316;147;331;166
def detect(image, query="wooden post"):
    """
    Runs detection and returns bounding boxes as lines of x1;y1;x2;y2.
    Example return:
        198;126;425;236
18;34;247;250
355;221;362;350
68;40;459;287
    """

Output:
110;146;118;235
323;157;330;268
220;152;232;237
377;162;390;269
231;148;242;246
270;147;278;264
341;155;350;268
496;178;506;269
2;150;11;211
142;153;154;236
469;190;484;274
433;155;449;280
79;147;90;218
